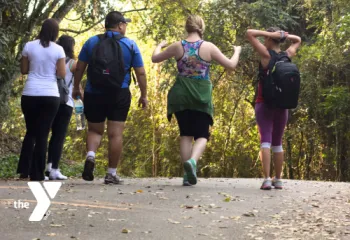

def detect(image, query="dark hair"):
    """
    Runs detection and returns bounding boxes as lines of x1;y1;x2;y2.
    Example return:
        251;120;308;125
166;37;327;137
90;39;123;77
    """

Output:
57;35;75;59
105;11;127;29
267;27;282;44
38;19;59;48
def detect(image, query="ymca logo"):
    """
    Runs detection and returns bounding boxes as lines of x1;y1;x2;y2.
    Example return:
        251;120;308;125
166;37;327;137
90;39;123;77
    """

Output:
27;182;62;221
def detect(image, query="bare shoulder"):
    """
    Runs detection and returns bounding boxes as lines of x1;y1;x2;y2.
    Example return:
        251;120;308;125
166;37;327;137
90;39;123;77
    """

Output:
201;41;215;51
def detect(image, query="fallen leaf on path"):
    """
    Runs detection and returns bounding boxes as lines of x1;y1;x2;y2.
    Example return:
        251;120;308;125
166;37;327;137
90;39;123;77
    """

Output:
212;220;222;223
184;225;193;228
108;218;116;221
230;216;241;220
185;205;194;209
50;224;65;227
136;189;143;193
159;196;169;200
199;233;209;236
46;233;56;236
224;197;231;202
168;219;181;224
121;228;131;233
243;212;255;217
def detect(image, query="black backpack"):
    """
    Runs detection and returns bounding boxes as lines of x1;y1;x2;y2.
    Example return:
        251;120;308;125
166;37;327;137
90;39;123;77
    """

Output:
88;33;131;90
259;50;300;109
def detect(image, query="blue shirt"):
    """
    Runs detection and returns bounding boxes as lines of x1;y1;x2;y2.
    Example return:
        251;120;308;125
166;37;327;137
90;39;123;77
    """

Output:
78;31;144;92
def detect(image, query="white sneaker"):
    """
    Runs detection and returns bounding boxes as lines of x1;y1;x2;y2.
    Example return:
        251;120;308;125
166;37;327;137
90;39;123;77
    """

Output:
49;169;68;180
44;176;49;181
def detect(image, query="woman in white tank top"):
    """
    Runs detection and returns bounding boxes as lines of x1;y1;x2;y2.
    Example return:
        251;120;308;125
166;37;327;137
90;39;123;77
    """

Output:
46;35;78;180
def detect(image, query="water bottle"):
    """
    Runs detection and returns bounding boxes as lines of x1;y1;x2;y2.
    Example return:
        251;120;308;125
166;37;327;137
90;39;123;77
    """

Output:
74;96;85;130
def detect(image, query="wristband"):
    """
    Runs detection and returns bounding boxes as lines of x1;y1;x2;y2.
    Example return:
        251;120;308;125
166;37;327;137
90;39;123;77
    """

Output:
280;31;286;43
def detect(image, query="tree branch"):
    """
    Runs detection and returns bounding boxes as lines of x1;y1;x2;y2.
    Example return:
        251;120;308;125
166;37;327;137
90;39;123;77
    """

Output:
41;0;61;21
60;7;149;35
52;0;79;22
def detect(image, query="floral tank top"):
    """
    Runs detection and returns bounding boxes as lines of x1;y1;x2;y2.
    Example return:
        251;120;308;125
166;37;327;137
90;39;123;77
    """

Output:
177;40;211;80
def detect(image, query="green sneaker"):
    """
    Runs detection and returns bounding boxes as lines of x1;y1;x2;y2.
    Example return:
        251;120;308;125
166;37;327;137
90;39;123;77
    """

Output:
183;172;192;186
183;159;197;185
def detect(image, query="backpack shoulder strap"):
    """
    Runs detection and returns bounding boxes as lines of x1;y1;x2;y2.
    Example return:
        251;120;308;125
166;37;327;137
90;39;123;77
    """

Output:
276;51;291;62
97;34;106;40
113;34;125;41
267;50;278;72
115;36;137;84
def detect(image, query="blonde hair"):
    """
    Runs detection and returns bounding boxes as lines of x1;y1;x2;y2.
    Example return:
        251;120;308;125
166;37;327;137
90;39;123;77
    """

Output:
185;15;205;38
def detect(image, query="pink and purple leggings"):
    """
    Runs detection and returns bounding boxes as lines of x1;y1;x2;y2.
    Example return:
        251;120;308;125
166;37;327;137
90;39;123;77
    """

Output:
255;103;288;152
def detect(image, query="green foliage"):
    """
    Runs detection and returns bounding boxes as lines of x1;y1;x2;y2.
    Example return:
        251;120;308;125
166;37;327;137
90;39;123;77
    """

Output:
0;155;19;178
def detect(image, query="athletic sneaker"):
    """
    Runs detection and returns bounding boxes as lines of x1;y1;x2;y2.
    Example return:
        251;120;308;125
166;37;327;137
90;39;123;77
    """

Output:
82;156;95;181
49;169;68;180
183;172;192;186
104;173;124;184
260;179;272;190
44;176;49;181
272;178;283;189
183;159;197;185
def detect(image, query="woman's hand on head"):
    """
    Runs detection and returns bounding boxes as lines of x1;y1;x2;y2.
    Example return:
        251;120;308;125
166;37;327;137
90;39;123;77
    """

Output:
233;46;242;54
270;31;289;40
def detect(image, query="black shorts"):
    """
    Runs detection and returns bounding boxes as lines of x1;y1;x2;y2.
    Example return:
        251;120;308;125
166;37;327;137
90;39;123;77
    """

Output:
175;110;212;140
84;90;131;123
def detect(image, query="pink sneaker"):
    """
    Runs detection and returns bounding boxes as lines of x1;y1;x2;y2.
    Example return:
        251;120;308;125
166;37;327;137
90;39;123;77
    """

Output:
272;178;283;189
260;179;272;190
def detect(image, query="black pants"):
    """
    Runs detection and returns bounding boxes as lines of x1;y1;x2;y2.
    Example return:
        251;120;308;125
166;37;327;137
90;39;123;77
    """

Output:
17;96;60;181
48;104;73;169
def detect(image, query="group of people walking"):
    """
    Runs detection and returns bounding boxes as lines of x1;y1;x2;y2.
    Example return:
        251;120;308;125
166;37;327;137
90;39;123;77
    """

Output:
17;11;301;190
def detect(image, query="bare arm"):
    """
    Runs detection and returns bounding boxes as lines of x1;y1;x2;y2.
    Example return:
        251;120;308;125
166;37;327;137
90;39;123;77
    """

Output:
134;66;148;109
70;60;77;74
56;58;66;79
20;57;29;74
210;44;242;70
152;41;178;63
72;60;87;100
286;35;302;58
246;29;276;59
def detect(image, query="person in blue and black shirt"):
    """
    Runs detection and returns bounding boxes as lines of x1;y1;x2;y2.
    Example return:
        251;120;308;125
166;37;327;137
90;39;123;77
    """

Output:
73;11;148;184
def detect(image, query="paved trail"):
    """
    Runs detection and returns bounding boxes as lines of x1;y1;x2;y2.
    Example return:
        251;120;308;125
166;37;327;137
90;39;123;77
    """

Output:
0;178;349;240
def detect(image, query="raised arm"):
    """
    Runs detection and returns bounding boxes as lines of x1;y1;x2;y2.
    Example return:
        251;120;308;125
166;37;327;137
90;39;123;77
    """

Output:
210;43;242;70
152;41;179;63
246;29;276;59
286;34;302;58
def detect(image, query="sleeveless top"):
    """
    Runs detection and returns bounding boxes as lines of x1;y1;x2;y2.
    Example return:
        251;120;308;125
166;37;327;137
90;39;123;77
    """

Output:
177;40;211;80
65;59;75;108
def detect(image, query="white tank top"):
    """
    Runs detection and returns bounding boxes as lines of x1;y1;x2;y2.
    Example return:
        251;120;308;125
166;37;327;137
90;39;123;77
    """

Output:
64;59;74;108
